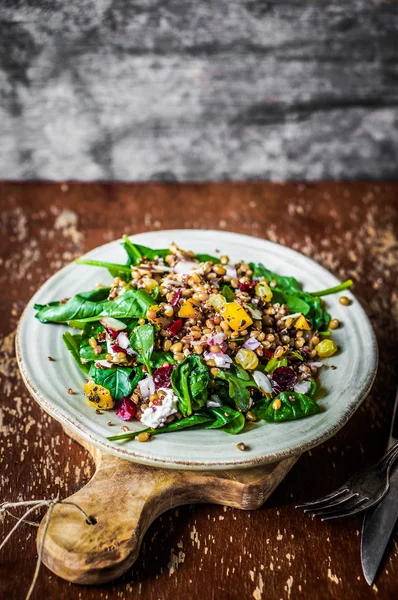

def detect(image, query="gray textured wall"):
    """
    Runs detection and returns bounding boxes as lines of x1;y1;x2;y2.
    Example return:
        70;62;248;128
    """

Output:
0;1;397;182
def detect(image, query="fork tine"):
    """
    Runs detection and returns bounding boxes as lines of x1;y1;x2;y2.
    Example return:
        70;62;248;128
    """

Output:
321;498;370;521
296;487;349;510
309;492;358;515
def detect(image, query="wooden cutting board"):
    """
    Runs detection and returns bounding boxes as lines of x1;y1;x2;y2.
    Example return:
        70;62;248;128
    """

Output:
37;428;298;585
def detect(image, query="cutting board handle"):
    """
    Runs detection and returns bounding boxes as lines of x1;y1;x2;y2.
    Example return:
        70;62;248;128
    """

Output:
38;430;297;584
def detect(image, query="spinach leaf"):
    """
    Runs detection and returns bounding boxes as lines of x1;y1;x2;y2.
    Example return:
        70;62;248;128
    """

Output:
107;411;213;441
254;391;320;423
36;294;105;324
130;324;155;374
309;379;317;397
122;235;169;265
264;356;288;374
150;350;177;368
35;288;112;323
250;263;301;293
62;332;89;374
250;262;330;330
222;285;235;302
205;405;245;434
75;258;132;280
271;290;310;316
89;365;143;401
171;355;210;416
70;290;154;324
195;253;221;264
79;323;107;362
310;279;353;297
214;365;256;412
100;290;154;320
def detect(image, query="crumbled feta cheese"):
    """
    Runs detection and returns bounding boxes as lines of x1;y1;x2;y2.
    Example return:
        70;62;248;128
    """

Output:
140;388;178;429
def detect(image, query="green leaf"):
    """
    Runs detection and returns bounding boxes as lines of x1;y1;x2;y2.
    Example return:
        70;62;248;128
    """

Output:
214;365;256;412
310;279;353;297
122;236;169;265
195;253;221;264
250;263;331;330
62;332;89;374
150;350;177;368
88;365;142;401
254;391;320;423
205;405;245;434
107;411;213;441
75;258;132;280
100;290;154;320
79;323;107;362
264;357;288;374
222;285;235;302
171;355;210;416
130;324;155;374
250;263;301;293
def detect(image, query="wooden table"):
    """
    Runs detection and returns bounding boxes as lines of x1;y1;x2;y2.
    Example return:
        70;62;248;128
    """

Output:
1;182;397;599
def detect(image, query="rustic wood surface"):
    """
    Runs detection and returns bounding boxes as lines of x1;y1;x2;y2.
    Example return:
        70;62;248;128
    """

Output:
38;429;297;585
1;1;398;181
0;181;398;599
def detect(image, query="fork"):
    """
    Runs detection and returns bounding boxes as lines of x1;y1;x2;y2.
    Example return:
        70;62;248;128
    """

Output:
296;440;398;521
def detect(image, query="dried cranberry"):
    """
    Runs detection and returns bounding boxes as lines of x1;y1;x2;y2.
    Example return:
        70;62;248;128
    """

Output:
111;344;127;355
153;364;176;389
167;318;183;337
238;280;256;292
271;367;297;394
115;397;137;421
104;326;118;339
170;289;182;307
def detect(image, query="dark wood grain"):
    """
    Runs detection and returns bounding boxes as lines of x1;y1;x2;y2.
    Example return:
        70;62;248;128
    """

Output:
1;181;398;599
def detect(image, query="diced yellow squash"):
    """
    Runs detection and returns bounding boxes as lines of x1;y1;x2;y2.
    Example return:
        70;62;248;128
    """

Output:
178;298;201;319
84;380;114;410
294;315;311;330
255;279;273;302
208;293;227;312
220;301;253;331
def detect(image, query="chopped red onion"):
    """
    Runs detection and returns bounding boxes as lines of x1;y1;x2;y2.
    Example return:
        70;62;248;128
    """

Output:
243;337;261;350
294;380;312;394
174;261;199;275
162;278;181;287
225;265;237;279
204;352;233;368
247;305;262;320
111;343;127;355
100;317;127;331
116;331;130;349
307;361;323;368
280;312;301;321
139;374;155;398
253;370;273;394
151;265;172;272
94;359;113;369
208;332;226;346
206;395;222;408
170;289;182;307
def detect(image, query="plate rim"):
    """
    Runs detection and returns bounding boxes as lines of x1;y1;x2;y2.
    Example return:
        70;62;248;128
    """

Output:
16;229;379;470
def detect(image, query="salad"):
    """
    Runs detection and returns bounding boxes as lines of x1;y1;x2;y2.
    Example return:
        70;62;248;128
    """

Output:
34;236;353;443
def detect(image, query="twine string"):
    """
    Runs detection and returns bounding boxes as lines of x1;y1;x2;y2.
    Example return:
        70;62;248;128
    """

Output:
0;498;96;600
